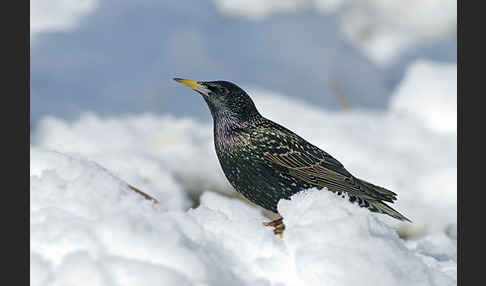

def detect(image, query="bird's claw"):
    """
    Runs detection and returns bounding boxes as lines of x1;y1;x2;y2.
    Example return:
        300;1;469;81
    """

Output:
263;218;285;238
263;217;283;227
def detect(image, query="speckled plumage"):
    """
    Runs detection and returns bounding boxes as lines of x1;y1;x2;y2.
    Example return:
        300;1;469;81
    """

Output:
175;79;410;223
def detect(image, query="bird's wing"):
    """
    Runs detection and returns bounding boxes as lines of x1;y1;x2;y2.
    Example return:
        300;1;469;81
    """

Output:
263;146;365;196
259;132;395;202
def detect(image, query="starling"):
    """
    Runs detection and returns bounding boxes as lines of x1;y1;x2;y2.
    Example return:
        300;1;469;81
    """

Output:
174;78;411;237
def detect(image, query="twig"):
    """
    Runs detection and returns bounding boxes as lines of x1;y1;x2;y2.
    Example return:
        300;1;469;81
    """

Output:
329;80;353;110
128;184;159;204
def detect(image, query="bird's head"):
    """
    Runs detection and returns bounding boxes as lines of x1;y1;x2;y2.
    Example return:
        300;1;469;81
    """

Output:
174;78;261;123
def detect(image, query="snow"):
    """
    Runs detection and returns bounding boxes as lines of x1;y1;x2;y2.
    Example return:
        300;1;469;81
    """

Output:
31;60;456;285
30;149;456;285
390;60;457;135
213;0;457;64
32;114;230;203
30;0;98;37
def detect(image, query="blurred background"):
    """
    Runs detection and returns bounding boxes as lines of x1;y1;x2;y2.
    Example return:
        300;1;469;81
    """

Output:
30;0;456;127
31;0;457;239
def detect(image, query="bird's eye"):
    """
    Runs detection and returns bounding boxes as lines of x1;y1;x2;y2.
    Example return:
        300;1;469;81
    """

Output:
207;85;218;94
208;85;226;96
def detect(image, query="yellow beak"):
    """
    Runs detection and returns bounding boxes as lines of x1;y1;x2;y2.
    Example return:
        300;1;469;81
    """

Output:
173;78;203;90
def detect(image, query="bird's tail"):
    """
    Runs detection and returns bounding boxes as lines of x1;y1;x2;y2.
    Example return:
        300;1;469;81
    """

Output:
358;178;397;202
354;178;412;223
367;200;412;223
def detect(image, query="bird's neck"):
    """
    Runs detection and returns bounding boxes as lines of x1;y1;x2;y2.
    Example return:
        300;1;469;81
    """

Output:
213;112;257;151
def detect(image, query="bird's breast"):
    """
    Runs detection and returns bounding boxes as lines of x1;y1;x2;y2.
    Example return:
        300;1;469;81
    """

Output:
215;140;312;213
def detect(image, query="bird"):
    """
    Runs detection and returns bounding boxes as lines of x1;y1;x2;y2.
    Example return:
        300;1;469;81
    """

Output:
174;78;411;237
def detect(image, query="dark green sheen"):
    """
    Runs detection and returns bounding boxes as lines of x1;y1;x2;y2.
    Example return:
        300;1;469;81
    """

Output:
184;80;410;222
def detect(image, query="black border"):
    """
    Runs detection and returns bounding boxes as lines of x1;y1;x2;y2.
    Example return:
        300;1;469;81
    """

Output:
457;0;461;283
5;0;29;284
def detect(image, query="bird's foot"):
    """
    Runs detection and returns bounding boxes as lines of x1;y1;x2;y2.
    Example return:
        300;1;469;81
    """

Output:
263;217;285;238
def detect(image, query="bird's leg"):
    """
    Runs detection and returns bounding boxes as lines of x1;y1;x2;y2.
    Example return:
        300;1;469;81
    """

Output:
263;217;285;238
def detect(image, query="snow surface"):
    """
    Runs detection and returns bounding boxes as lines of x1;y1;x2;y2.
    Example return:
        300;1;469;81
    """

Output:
390;60;457;135
31;149;455;286
213;0;457;65
30;0;98;37
31;60;456;285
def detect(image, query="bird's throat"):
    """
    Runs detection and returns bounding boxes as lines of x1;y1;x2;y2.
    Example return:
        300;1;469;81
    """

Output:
213;115;250;151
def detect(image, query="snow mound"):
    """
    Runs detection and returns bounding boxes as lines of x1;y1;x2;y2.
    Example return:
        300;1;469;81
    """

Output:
31;148;199;285
31;148;456;285
32;113;231;201
31;0;98;37
213;0;456;64
277;190;455;286
390;60;457;135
